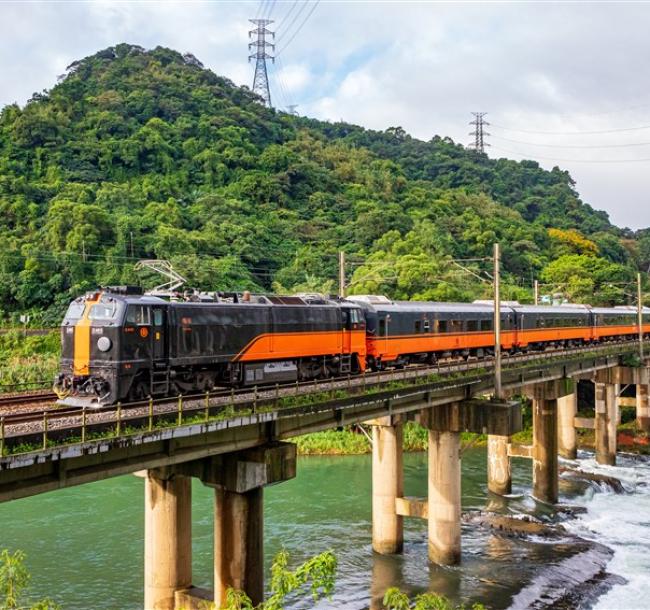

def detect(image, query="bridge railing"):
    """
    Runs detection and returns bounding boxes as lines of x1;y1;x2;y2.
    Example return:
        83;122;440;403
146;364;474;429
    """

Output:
0;340;641;460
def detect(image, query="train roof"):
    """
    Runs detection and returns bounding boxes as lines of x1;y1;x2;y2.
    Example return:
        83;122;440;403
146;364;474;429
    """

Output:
511;304;591;315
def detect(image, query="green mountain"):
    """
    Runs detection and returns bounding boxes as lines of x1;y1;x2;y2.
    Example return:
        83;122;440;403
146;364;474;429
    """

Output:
0;44;647;324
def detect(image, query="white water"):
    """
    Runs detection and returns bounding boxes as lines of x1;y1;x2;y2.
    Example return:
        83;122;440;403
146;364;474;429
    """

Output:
563;452;650;610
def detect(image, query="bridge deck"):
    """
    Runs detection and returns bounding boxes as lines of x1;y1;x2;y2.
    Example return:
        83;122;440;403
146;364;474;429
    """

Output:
0;342;639;502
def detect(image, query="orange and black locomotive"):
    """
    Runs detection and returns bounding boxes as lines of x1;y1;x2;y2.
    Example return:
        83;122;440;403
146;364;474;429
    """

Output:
55;287;366;406
55;287;650;407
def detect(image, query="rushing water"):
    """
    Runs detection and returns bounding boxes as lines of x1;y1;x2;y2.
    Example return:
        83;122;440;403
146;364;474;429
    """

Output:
0;447;648;609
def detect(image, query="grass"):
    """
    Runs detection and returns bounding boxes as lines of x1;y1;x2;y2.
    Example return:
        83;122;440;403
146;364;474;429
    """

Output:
0;330;59;391
292;422;487;456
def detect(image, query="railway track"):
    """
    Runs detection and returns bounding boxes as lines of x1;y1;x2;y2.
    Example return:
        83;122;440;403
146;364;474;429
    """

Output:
0;340;638;457
0;390;57;409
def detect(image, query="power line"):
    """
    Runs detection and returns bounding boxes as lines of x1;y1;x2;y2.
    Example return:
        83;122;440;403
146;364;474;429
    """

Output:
275;0;320;57
275;0;309;43
273;54;294;110
491;122;650;136
491;145;650;164
254;0;268;20
468;112;489;153
276;0;300;27
248;18;275;107
262;0;277;19
491;134;650;149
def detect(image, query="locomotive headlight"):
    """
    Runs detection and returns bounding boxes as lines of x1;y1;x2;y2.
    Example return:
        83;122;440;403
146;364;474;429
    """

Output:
97;337;112;352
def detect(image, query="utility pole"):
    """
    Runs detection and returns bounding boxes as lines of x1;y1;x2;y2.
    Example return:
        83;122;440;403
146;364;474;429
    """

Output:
82;240;86;263
494;243;502;398
339;251;346;298
639;273;645;361
469;112;490;153
130;231;135;259
248;19;274;107
534;279;539;306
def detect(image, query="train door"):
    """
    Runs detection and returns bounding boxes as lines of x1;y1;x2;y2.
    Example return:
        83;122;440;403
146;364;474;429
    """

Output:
342;308;352;354
152;306;167;362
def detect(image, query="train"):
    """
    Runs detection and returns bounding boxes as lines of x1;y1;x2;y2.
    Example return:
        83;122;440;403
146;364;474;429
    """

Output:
54;286;650;407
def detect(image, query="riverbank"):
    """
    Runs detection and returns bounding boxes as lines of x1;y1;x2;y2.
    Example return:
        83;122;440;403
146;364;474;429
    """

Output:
293;422;491;455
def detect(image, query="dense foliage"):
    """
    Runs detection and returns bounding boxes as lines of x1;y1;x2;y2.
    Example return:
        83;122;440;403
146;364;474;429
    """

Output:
0;44;646;325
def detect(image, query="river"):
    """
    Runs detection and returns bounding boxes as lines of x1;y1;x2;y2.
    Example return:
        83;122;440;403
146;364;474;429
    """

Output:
1;447;648;609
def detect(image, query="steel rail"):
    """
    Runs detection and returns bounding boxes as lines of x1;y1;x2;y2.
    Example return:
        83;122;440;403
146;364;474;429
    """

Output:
0;340;639;458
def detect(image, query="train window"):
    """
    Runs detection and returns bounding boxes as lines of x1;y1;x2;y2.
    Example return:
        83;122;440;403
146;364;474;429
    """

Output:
423;319;430;332
481;319;492;331
450;320;462;333
438;320;447;333
415;320;421;333
467;320;478;332
379;319;386;336
126;305;151;325
153;309;164;326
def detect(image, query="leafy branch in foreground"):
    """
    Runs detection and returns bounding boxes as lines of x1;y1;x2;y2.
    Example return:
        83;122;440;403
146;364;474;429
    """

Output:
383;587;487;610
217;550;337;610
0;550;60;610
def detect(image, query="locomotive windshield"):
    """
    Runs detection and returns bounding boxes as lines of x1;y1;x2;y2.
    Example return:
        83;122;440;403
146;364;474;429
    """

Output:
63;300;85;323
88;296;123;321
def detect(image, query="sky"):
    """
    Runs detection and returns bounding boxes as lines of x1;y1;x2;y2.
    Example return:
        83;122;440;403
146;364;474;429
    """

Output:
1;0;650;230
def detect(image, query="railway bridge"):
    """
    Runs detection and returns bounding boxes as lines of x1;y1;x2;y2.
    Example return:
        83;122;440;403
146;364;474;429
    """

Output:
0;341;649;609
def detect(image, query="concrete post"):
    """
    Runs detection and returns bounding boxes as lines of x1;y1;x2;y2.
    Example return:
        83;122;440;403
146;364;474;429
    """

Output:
214;487;264;608
557;391;577;460
532;395;558;504
371;418;404;554
144;471;192;610
428;430;461;565
487;435;511;495
637;383;650;432
595;382;616;466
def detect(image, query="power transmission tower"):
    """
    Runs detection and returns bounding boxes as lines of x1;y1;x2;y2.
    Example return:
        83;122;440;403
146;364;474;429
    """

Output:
468;112;490;152
248;19;275;107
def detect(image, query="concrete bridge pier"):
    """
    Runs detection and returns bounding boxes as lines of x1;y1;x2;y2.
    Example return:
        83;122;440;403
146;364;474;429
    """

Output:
526;380;572;504
419;398;520;566
487;435;511;495
214;487;264;607
369;416;404;554
142;443;296;610
637;382;650;432
594;381;617;466
144;470;192;610
557;390;577;460
427;427;461;565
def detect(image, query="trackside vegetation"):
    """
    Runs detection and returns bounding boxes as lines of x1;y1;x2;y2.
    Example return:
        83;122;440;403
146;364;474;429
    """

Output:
0;44;648;327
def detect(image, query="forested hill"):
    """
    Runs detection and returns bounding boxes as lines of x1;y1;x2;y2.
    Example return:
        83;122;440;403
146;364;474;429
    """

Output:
0;44;648;324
